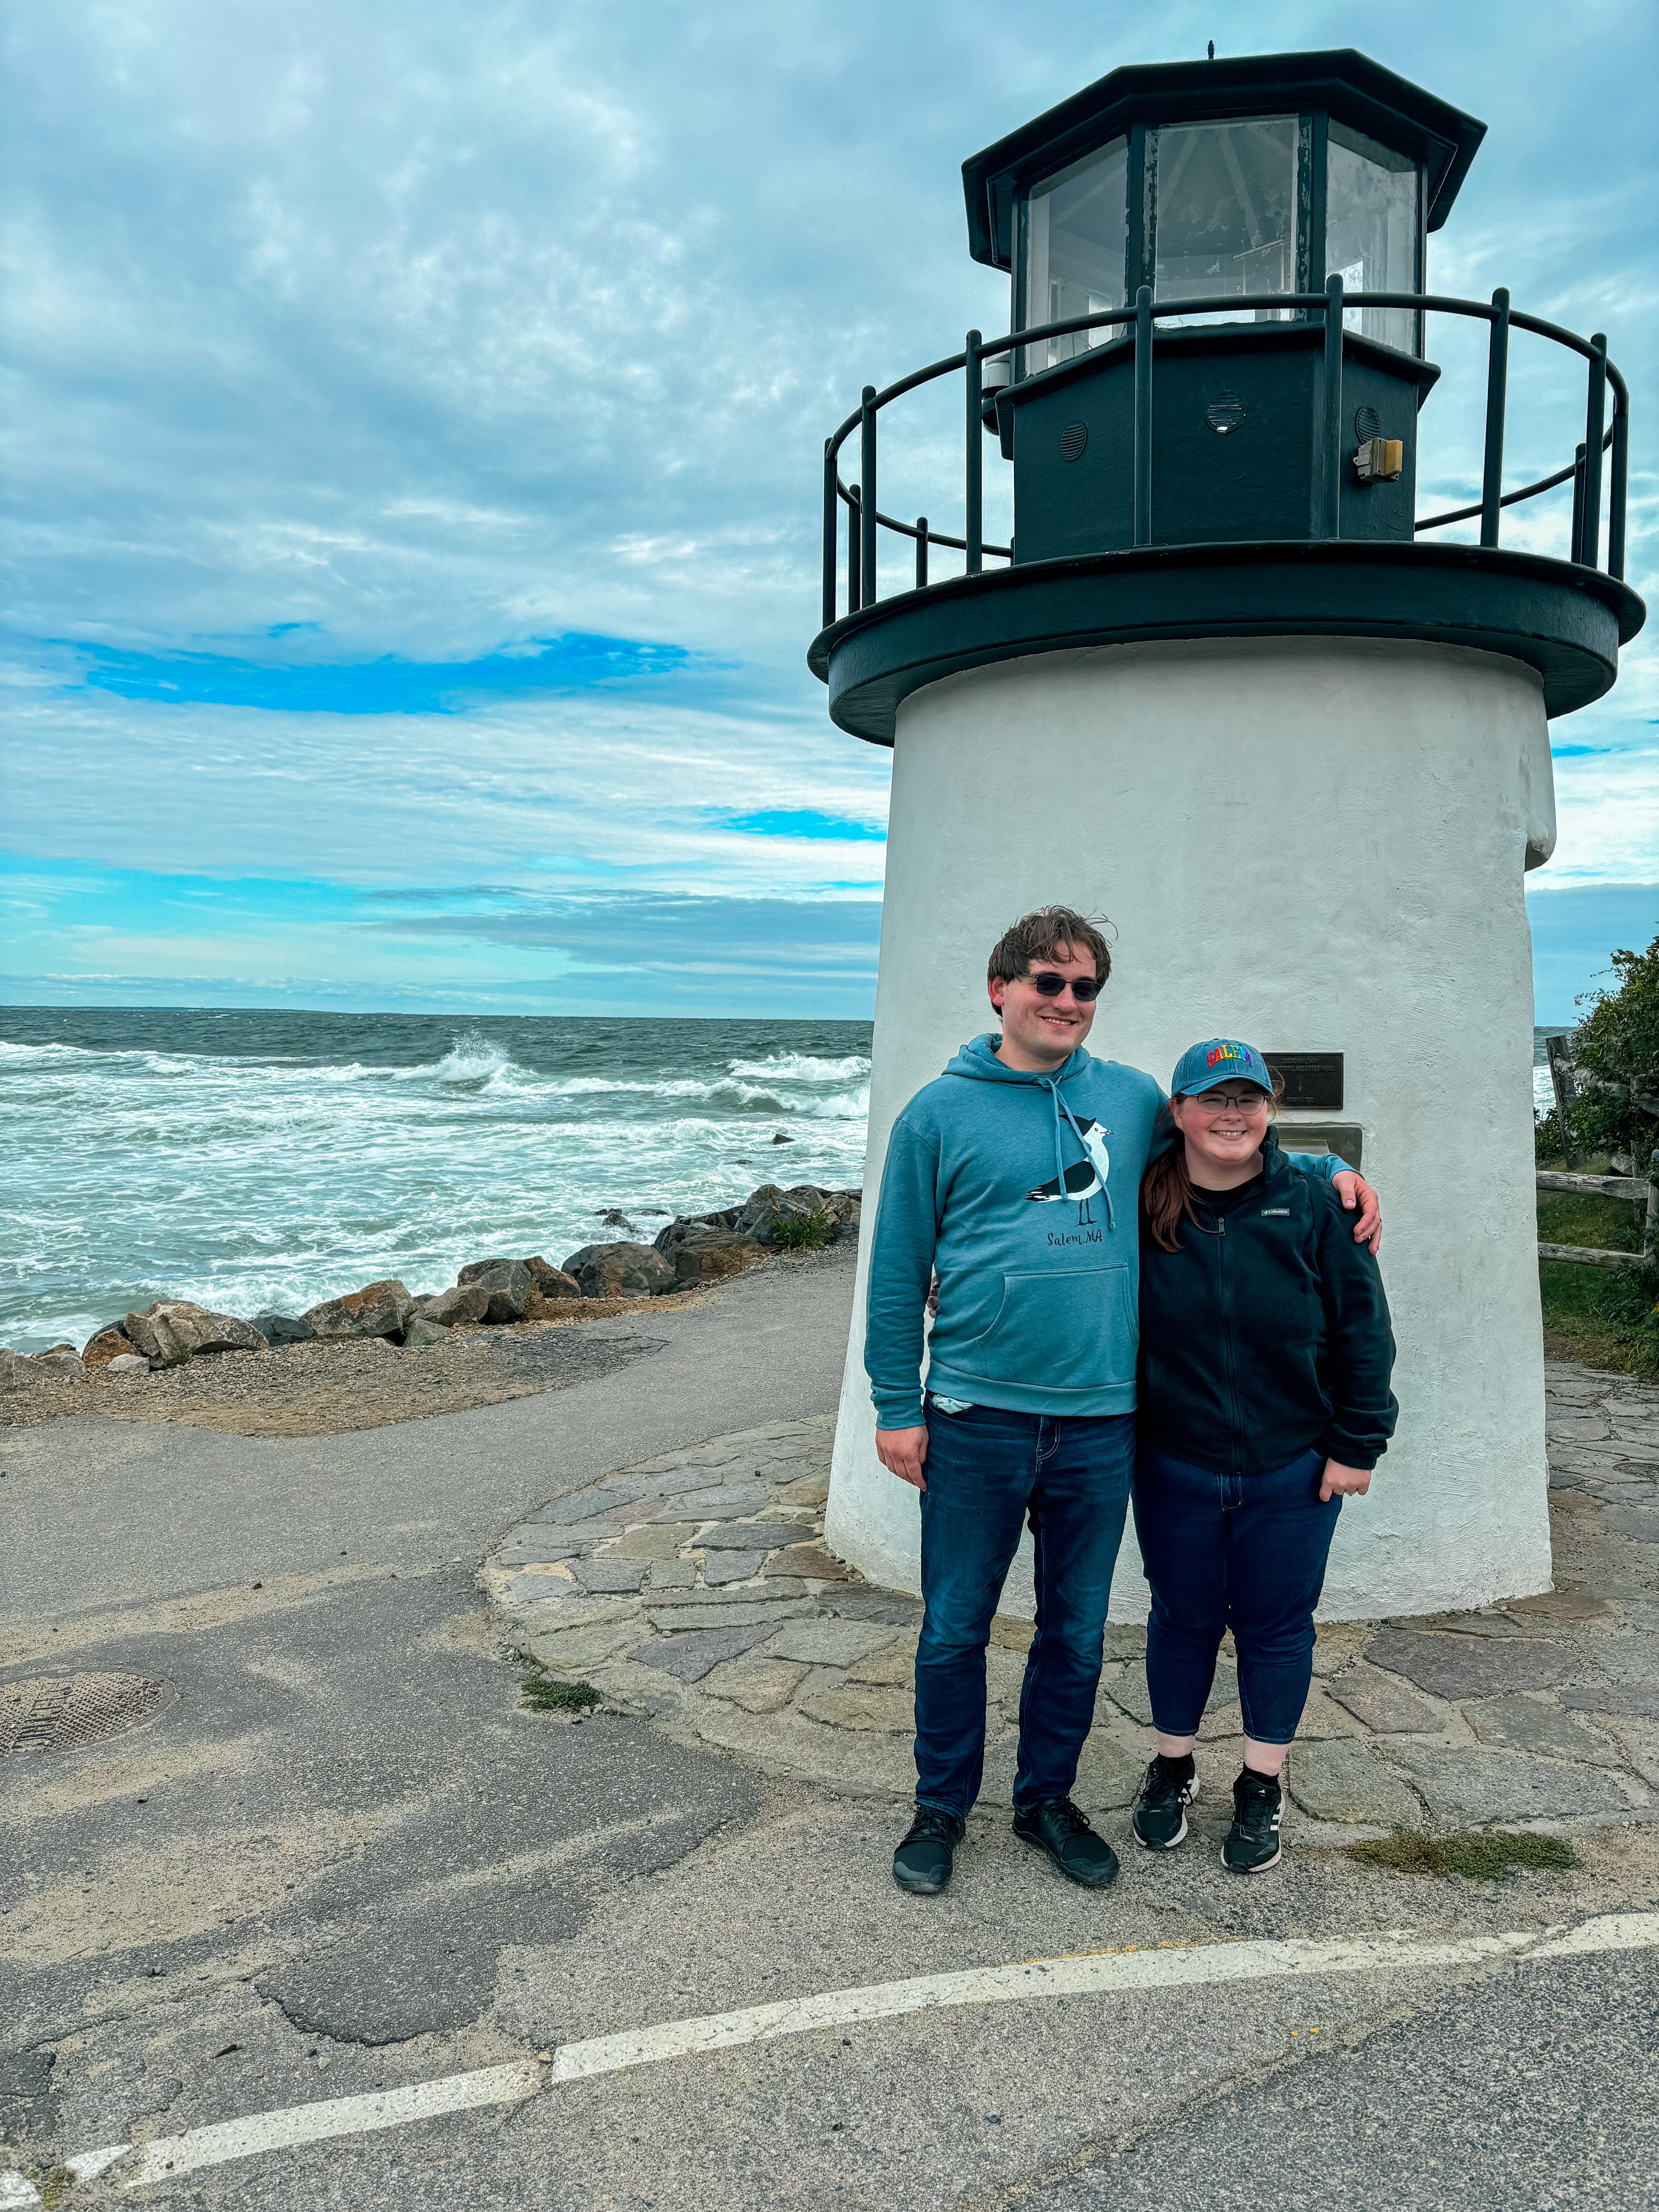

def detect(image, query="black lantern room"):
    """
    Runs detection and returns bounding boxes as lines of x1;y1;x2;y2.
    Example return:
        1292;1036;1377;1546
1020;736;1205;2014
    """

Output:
965;50;1484;554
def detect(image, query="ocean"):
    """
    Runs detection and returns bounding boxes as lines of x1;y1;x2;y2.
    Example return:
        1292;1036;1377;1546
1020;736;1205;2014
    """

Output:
0;1010;872;1355
0;1009;1566;1357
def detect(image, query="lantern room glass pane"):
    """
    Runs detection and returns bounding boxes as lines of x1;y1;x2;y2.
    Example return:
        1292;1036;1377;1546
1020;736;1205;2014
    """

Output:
1327;122;1420;354
1022;136;1127;374
1151;116;1298;322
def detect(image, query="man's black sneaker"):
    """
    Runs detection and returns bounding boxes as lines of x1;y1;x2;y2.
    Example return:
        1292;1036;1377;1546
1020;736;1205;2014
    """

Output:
1012;1797;1120;1887
1222;1768;1283;1874
893;1806;965;1894
1131;1755;1199;1850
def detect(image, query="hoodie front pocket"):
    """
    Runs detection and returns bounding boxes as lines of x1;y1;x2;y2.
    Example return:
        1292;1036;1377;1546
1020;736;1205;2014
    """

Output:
957;1265;1137;1392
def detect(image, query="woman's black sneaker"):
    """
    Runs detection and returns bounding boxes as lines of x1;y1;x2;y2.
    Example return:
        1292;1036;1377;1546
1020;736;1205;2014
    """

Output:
893;1806;965;1894
1222;1768;1283;1873
1012;1797;1120;1887
1131;1754;1199;1850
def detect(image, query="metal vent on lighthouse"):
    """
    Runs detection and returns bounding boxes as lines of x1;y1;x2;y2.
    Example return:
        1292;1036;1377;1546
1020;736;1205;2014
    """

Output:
1059;422;1089;461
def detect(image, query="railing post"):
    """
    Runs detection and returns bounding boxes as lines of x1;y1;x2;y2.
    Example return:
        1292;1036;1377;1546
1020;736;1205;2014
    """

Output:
1546;1034;1579;1169
915;518;928;591
821;443;839;629
1132;285;1152;546
1479;287;1510;550
1319;273;1344;539
1609;392;1629;581
1580;335;1607;570
1570;444;1586;565
860;387;878;607
847;483;862;612
965;333;983;575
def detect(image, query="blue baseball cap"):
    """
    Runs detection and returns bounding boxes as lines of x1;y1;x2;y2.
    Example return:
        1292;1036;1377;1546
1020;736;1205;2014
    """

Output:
1171;1038;1274;1097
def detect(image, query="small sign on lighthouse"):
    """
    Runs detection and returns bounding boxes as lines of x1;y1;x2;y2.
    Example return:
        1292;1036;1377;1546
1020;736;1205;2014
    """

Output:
811;47;1643;1621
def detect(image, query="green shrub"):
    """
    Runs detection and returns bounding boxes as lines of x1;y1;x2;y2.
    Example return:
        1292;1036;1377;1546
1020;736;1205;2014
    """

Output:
1345;1828;1578;1880
771;1209;834;1250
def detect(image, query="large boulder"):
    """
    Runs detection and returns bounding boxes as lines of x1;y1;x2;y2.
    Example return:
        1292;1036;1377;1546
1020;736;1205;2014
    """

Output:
252;1312;315;1346
416;1282;491;1328
402;1315;452;1350
81;1325;134;1369
29;1347;88;1384
560;1241;676;1299
300;1279;414;1343
668;1225;756;1287
124;1301;269;1368
731;1183;832;1244
525;1256;582;1299
454;1258;533;1323
0;1348;34;1391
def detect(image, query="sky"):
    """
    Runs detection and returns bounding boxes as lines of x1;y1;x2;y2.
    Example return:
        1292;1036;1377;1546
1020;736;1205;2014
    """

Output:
2;0;1654;1022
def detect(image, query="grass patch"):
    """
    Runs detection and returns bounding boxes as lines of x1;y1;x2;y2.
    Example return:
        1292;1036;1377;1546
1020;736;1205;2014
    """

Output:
521;1674;602;1712
771;1209;835;1250
1345;1827;1578;1881
1536;1183;1657;1375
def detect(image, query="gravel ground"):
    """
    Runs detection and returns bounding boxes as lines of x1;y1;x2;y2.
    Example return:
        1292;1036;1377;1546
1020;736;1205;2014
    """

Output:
0;1288;724;1438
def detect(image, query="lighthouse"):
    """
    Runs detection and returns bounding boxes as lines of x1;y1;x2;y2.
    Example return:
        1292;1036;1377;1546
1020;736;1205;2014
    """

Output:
811;49;1642;1621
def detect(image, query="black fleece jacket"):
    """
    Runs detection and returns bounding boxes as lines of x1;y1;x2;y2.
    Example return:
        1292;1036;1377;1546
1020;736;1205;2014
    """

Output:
1137;1129;1398;1476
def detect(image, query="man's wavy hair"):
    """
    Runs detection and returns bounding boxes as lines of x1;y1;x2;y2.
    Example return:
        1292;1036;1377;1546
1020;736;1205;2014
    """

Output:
986;905;1115;991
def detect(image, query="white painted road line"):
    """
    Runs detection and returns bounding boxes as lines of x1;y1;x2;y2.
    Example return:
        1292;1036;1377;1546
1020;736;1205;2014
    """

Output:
3;1912;1646;2194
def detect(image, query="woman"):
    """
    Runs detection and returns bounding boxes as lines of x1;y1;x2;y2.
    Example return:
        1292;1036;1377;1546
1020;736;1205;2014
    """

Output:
1128;1039;1397;1874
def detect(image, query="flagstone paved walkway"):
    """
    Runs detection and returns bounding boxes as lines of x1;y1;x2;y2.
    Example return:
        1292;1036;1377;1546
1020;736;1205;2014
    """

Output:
481;1360;1659;1835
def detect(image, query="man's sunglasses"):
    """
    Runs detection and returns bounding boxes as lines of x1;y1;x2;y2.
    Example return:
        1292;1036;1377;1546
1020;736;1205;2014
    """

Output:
1020;970;1103;1001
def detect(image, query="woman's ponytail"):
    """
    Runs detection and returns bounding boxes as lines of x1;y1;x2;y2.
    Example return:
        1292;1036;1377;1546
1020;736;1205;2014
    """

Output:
1142;1124;1201;1253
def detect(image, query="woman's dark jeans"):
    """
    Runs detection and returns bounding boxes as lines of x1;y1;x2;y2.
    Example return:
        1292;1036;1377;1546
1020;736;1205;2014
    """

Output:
1132;1439;1342;1745
916;1401;1134;1818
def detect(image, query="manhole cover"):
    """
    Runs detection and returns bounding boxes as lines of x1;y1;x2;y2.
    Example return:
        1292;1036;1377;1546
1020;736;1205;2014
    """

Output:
0;1672;173;1756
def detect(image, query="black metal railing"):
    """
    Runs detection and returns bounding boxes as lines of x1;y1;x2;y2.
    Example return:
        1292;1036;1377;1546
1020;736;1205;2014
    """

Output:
820;276;1631;630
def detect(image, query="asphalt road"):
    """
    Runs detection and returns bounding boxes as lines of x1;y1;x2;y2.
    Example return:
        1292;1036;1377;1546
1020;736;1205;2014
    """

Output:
3;1248;1656;2209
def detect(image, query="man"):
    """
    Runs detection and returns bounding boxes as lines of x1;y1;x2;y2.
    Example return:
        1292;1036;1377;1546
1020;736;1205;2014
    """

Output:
867;906;1380;1896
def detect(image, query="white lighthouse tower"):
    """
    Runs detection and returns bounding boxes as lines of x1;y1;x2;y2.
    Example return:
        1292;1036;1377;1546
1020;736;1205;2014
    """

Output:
812;49;1642;1621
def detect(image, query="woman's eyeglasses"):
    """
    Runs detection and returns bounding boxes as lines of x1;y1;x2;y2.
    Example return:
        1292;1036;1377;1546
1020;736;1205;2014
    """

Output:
1191;1088;1269;1114
1022;971;1103;1001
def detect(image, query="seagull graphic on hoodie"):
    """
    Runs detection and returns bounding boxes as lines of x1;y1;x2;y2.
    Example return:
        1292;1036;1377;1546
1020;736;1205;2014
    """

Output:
1026;1117;1113;1224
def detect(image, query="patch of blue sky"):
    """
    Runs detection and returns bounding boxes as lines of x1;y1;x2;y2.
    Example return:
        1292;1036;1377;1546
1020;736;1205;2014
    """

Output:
55;633;702;716
718;809;886;841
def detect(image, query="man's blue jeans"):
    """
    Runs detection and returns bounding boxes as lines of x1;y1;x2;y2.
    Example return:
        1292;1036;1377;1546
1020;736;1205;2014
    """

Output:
915;1401;1134;1818
1132;1440;1343;1745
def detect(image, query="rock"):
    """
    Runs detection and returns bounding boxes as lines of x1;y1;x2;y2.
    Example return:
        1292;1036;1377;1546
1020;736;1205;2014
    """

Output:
0;1349;38;1391
771;1132;793;1144
401;1316;451;1349
1286;1740;1423;1826
730;1183;829;1245
526;1620;644;1674
560;1242;676;1299
1507;1586;1614;1622
643;1559;697;1590
1391;1608;1522;1638
123;1301;269;1367
629;1623;779;1682
1365;1630;1575;1701
1601;1505;1659;1544
1073;1735;1145;1812
698;1522;805;1553
299;1279;414;1343
251;1312;315;1345
1383;1743;1632;1824
668;1482;772;1518
105;1353;151;1376
766;1542;852;1581
1325;1664;1445;1735
81;1326;134;1369
668;1227;755;1287
702;1551;765;1586
416;1283;491;1328
600;1523;700;1559
569;1556;650;1594
594;1208;639;1233
847;1638;918;1685
524;1259;582;1300
698;1653;810;1713
1465;1695;1621;1764
644;1601;810;1633
797;1683;913;1733
453;1259;533;1324
1562;1684;1659;1720
28;1349;87;1383
764;1620;899;1666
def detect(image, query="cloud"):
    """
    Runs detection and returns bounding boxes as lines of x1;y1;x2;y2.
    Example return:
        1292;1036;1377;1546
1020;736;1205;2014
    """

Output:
1;0;1654;1015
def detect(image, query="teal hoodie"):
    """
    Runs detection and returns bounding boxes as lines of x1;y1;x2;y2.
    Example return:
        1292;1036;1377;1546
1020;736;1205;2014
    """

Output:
864;1034;1346;1428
